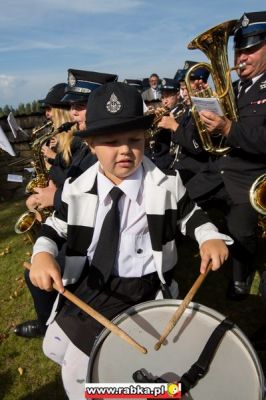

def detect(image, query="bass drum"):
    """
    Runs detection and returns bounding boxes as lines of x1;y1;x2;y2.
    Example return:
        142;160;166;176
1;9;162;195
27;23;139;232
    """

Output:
87;299;264;400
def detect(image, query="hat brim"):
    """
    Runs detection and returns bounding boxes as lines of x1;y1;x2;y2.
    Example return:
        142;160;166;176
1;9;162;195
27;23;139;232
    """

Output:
234;32;266;50
61;92;89;104
75;114;154;138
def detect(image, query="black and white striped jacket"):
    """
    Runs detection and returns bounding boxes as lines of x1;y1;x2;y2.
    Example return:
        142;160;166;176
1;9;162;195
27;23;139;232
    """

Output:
33;156;231;286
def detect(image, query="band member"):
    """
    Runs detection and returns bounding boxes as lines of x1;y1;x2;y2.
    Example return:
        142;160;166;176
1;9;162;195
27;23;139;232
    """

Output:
158;63;210;184
14;72;118;339
29;82;232;399
185;11;266;299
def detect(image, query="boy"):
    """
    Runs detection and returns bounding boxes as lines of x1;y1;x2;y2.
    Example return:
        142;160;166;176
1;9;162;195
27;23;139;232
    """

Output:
30;82;232;399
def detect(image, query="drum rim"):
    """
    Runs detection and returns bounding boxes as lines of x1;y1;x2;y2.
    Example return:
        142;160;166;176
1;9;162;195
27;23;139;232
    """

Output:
87;299;265;395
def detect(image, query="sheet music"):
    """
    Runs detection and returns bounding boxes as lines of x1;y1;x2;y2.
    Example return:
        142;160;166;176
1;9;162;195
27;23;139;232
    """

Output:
0;125;16;156
7;174;23;183
7;112;28;138
191;96;224;116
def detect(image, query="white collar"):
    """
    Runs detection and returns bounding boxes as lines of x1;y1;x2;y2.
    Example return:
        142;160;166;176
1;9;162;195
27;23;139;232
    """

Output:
97;165;143;204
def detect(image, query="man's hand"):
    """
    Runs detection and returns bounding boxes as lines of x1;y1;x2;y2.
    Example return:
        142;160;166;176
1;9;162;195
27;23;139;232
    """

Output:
34;180;57;208
157;115;179;131
199;110;232;136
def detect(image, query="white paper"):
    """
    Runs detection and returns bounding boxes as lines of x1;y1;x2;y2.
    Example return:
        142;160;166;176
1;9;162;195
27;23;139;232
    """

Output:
7;112;28;138
7;174;23;183
24;167;35;173
191;96;224;116
0;125;16;156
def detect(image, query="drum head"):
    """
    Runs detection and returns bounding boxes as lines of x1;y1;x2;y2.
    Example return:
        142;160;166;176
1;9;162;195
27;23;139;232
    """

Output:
87;300;264;400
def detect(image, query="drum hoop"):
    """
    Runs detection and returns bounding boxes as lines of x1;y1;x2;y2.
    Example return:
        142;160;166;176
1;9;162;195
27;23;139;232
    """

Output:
87;299;265;392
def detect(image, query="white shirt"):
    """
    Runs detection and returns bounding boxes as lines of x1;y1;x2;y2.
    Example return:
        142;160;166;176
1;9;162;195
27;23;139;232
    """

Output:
87;165;158;277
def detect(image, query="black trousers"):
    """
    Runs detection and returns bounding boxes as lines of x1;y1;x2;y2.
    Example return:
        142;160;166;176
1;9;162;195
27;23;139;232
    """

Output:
197;187;258;282
24;244;66;330
25;269;57;331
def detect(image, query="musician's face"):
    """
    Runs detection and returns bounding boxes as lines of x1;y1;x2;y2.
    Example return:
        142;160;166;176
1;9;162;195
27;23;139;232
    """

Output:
70;103;87;130
45;107;53;120
149;76;159;89
161;91;179;109
87;130;145;185
235;41;266;80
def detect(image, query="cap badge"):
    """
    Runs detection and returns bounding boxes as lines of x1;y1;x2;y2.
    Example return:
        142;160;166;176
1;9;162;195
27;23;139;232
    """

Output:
242;14;249;27
68;72;76;87
184;62;189;69
106;92;122;114
161;79;166;86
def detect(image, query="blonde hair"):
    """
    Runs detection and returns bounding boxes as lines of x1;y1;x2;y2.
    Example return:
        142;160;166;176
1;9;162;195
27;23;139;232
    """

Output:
51;107;76;165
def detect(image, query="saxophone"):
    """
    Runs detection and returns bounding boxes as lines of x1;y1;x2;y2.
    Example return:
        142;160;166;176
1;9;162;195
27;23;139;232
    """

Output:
25;121;75;194
15;121;76;243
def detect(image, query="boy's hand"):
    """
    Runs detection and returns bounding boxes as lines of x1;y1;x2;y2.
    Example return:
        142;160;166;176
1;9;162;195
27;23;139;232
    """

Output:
199;239;229;274
30;252;64;293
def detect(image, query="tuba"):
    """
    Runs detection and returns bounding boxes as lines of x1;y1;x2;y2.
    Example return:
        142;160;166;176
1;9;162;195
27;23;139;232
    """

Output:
185;20;242;155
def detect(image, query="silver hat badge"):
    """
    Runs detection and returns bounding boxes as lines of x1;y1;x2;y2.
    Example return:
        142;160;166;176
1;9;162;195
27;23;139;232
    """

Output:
106;92;122;114
68;72;76;87
242;14;249;27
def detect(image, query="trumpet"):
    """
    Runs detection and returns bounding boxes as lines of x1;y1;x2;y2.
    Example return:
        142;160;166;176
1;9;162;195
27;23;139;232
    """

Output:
145;104;185;139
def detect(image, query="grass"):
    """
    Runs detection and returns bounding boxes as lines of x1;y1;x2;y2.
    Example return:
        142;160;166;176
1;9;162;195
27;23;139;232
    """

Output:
0;198;265;399
0;198;65;400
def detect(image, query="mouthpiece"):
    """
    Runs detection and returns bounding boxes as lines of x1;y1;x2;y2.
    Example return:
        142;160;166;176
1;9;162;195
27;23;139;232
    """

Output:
237;62;246;70
57;121;76;133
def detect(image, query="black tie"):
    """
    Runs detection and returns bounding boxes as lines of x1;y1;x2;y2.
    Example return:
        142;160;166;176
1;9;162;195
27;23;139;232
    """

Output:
91;186;123;283
238;79;252;98
62;187;124;315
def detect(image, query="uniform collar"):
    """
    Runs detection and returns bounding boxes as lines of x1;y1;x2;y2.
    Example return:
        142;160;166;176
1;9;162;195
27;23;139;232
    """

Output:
97;164;143;204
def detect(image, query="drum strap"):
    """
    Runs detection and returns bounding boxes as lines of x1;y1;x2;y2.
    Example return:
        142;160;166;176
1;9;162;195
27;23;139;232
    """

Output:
133;317;234;396
179;317;234;394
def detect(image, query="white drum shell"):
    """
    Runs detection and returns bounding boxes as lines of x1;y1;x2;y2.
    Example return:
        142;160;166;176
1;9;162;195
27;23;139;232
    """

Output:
87;300;264;400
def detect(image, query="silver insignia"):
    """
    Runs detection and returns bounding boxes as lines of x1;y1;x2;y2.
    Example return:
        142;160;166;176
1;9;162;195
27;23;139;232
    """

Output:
68;72;76;87
106;93;122;114
242;14;249;27
184;62;189;69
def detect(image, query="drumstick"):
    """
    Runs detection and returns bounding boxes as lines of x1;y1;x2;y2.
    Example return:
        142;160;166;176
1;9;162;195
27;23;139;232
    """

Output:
154;262;213;351
23;262;147;354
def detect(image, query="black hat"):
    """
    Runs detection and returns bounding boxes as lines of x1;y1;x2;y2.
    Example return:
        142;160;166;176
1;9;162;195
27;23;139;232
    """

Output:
76;82;154;138
62;69;118;104
39;83;69;108
234;11;266;50
123;79;143;92
173;69;185;82
160;78;180;92
174;61;210;83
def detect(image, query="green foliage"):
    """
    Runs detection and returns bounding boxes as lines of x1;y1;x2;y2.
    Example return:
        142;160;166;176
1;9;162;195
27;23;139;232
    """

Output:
0;101;42;117
0;199;65;400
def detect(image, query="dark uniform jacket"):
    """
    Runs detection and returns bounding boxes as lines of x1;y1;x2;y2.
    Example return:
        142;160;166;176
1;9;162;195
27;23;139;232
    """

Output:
186;72;266;203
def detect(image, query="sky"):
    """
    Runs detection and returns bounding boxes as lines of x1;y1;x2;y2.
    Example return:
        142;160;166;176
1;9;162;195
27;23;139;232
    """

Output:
0;0;265;108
